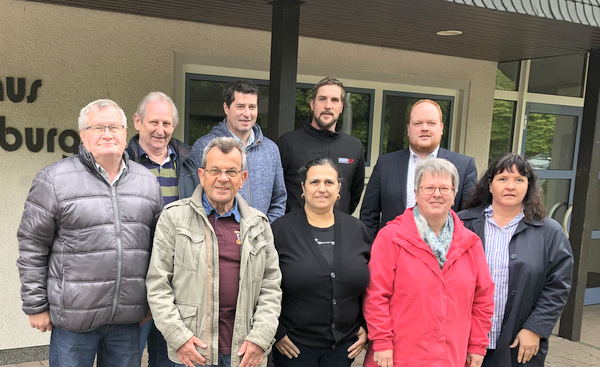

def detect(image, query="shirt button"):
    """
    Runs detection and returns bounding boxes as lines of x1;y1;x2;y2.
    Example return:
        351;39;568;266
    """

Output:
208;264;212;269
194;236;201;241
510;254;517;260
332;299;337;305
330;272;336;278
511;290;517;296
332;323;336;328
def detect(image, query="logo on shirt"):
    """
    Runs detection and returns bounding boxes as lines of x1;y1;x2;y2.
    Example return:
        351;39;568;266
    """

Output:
235;230;241;245
338;158;354;164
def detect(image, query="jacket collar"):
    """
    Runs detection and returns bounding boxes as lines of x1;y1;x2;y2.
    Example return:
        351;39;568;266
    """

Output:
302;119;342;140
126;134;192;161
78;143;129;175
188;183;266;228
213;118;264;148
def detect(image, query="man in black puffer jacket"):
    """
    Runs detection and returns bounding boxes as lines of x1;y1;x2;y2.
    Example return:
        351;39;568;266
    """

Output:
17;99;163;367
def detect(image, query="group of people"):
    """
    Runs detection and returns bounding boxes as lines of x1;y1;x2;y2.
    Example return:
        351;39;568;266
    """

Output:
16;76;573;367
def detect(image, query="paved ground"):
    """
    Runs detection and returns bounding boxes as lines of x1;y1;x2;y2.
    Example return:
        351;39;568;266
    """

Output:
4;304;600;367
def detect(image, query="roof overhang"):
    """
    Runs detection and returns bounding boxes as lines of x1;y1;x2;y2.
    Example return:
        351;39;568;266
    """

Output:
23;0;600;61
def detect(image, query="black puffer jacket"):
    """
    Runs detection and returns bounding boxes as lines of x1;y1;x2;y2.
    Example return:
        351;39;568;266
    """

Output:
17;144;163;332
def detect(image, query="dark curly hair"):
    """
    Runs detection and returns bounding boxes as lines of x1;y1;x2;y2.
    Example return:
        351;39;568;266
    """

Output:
298;157;343;186
465;153;546;221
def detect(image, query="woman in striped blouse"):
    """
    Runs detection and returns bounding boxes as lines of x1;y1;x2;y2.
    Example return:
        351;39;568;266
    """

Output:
458;153;573;367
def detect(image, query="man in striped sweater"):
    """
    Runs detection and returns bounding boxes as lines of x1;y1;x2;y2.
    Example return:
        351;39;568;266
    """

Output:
126;91;199;367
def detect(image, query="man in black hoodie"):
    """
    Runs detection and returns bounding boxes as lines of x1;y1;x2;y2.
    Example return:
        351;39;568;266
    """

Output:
277;77;365;214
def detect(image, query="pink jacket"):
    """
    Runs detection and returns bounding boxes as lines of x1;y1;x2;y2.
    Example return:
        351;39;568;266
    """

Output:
363;209;494;367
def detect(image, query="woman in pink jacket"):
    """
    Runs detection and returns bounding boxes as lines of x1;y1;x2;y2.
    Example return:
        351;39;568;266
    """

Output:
363;158;495;367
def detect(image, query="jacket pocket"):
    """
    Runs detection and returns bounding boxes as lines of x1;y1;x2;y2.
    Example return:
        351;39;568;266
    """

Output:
174;228;204;271
176;303;198;335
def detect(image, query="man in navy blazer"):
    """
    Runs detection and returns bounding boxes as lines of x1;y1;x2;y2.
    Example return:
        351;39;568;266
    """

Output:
360;99;477;240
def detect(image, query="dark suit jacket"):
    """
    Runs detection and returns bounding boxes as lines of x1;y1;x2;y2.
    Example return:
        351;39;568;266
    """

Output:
359;148;477;240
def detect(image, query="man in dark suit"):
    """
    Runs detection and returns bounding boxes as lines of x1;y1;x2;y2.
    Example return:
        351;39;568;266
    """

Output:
360;99;477;240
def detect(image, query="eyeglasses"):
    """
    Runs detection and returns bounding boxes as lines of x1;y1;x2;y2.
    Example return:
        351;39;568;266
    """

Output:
85;125;125;135
205;168;242;178
418;186;455;195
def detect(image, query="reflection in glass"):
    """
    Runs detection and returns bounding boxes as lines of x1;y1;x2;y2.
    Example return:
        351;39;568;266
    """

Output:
528;54;586;97
540;178;571;232
489;100;516;166
524;113;577;170
381;94;451;154
496;61;520;91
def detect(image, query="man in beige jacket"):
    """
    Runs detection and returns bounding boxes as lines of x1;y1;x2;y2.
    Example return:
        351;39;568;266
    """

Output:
146;137;281;367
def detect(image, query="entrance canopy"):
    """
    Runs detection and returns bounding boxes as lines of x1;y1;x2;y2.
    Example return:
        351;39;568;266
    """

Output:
25;0;600;61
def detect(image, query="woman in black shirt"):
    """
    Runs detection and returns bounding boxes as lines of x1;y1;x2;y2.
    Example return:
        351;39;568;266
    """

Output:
271;158;370;367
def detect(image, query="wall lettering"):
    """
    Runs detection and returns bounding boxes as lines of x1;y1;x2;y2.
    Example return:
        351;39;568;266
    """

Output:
0;77;42;103
2;75;78;154
0;117;80;154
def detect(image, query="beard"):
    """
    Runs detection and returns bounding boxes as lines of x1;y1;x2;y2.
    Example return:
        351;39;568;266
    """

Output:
313;112;338;130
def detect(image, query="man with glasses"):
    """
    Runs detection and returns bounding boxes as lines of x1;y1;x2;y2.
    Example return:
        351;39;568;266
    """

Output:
17;99;163;366
147;137;282;367
126;93;199;366
186;80;286;223
360;99;477;240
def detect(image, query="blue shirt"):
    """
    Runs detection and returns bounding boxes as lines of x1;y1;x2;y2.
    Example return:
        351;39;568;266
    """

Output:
202;193;241;224
484;205;524;348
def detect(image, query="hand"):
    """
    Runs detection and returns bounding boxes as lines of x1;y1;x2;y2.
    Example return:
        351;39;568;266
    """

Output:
466;353;484;367
29;311;52;332
510;328;541;364
237;340;265;367
176;336;207;367
373;349;393;367
275;335;300;359
347;326;367;359
139;312;152;326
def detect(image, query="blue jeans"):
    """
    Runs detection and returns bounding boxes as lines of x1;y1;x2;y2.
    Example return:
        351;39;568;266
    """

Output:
273;338;354;367
140;319;176;367
175;354;231;367
49;323;140;367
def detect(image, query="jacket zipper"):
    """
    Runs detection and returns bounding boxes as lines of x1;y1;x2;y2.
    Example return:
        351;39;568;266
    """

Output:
108;185;123;323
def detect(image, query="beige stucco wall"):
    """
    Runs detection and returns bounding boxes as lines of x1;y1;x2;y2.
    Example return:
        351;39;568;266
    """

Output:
0;0;496;351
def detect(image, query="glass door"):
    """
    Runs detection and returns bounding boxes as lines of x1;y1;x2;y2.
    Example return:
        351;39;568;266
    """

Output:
521;103;583;233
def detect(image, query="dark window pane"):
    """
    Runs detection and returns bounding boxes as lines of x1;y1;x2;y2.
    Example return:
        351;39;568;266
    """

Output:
381;94;452;155
528;54;586;97
489;100;516;166
524;112;578;170
496;61;520;91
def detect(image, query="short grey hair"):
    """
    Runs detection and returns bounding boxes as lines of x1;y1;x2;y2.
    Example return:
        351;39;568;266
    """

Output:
201;137;247;170
414;158;459;195
135;91;179;127
78;99;127;130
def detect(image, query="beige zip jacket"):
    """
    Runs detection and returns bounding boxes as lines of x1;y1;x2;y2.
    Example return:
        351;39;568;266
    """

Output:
146;185;282;366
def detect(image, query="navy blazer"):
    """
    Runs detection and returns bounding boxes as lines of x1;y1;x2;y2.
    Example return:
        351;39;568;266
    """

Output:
359;148;477;240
